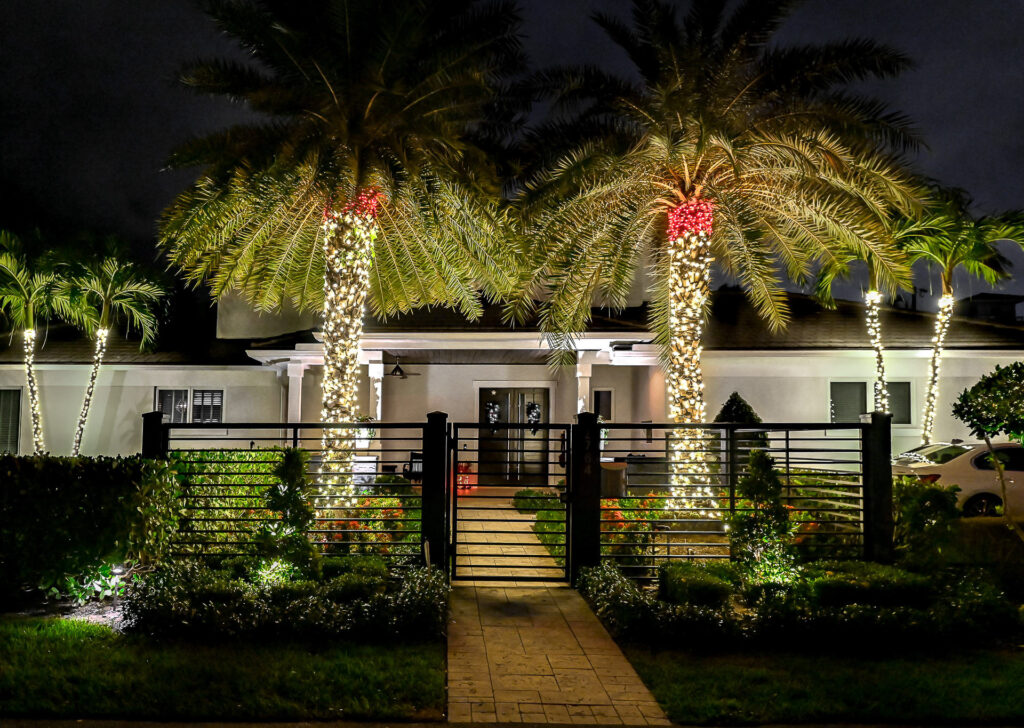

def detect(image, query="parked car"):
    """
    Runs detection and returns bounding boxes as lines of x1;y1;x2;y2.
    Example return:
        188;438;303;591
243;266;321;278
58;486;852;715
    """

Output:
892;442;1024;517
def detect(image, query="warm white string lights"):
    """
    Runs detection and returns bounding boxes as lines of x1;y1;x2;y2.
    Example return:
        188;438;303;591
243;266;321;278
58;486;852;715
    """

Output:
71;327;109;457
921;294;954;445
23;328;44;454
864;290;889;413
320;189;380;507
664;199;719;518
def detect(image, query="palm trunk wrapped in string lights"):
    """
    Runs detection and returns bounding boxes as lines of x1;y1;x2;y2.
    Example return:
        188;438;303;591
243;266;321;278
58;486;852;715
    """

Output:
921;293;954;444
320;189;380;506
864;290;890;413
71;327;109;457
23;328;44;454
665;198;719;517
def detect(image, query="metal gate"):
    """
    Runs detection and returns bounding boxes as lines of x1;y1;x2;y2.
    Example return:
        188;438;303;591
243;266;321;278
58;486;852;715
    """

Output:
449;423;570;582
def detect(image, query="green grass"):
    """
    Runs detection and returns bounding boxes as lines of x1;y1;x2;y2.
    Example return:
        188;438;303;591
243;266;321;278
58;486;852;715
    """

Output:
0;617;444;721
626;647;1024;725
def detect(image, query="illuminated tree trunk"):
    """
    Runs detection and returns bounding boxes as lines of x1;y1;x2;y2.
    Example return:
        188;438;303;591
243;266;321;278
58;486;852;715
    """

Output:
71;328;109;457
921;292;954;445
320;190;379;505
864;290;889;413
23;328;44;454
665;199;718;517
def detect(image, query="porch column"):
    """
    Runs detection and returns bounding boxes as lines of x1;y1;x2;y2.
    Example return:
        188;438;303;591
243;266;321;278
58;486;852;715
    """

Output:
368;360;384;421
286;361;306;422
576;354;593;414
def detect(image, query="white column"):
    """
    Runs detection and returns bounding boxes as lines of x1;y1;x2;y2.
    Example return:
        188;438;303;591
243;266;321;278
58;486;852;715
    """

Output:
576;354;593;414
368;360;384;421
286;361;306;423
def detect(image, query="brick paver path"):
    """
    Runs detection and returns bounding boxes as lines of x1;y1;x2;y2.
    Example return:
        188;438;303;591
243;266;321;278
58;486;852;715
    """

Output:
447;585;670;725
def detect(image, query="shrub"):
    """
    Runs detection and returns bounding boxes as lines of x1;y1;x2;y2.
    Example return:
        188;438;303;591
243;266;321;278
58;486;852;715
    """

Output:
513;488;561;512
0;455;180;603
893;477;961;569
121;561;448;641
253;448;318;574
727;450;796;583
658;561;738;608
802;561;935;608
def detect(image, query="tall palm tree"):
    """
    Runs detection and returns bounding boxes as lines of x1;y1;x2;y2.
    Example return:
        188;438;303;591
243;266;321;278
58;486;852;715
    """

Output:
901;190;1023;444
513;0;916;508
0;231;83;454
68;257;165;456
159;0;526;485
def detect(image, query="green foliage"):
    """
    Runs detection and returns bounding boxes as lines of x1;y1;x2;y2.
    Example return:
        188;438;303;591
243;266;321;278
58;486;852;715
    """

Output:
0;455;180;603
893;476;962;569
254;448;317;573
801;561;935;608
121;562;448;642
659;562;740;609
953;362;1024;442
0;617;444;721
513;488;562;512
713;392;763;425
727;450;796;583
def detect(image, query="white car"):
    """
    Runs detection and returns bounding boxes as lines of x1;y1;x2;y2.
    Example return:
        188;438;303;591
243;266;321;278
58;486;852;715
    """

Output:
892;442;1024;517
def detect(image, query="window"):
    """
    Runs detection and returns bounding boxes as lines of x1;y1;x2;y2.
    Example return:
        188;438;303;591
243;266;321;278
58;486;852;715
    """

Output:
973;447;1024;472
830;382;866;423
192;389;223;423
888;381;911;425
593;389;613;420
0;389;21;454
156;388;224;424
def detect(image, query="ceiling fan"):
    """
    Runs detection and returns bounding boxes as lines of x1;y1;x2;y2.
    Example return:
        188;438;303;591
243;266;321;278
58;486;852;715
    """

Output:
386;356;421;379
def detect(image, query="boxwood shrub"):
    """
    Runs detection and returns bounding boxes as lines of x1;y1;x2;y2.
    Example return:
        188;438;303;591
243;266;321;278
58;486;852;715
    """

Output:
121;559;448;642
659;561;740;609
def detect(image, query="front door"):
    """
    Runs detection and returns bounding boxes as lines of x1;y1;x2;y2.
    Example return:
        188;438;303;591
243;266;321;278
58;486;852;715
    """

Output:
477;387;550;486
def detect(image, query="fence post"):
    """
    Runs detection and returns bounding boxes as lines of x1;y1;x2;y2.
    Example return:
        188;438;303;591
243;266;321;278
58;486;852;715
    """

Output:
569;411;602;584
141;411;167;459
421;411;449;572
726;425;738;516
862;411;894;562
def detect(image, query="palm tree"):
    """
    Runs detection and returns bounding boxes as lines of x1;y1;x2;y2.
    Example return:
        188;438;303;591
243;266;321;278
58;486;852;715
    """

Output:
0;231;83;454
901;190;1023;444
159;0;526;484
513;0;916;507
68;257;165;456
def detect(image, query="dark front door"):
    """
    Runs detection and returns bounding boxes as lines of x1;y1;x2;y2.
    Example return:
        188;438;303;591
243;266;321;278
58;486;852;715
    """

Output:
477;387;550;486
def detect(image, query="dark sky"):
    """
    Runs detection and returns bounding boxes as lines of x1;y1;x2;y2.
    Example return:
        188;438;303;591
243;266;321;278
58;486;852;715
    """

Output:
1;0;1023;303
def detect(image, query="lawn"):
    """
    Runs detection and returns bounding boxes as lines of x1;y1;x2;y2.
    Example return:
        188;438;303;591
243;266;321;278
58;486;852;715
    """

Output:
0;616;444;722
626;647;1024;725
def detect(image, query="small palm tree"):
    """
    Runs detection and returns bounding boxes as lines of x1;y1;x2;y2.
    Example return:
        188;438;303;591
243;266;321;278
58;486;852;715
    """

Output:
901;190;1023;444
0;231;84;454
68;257;165;456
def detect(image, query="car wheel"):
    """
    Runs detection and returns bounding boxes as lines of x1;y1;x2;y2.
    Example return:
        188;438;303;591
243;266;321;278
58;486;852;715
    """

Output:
963;494;1002;517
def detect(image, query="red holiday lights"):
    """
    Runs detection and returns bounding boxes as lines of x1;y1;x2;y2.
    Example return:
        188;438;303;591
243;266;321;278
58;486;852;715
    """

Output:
667;198;715;239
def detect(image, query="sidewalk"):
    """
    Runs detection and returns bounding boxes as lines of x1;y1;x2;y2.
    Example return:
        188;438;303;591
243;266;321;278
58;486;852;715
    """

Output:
447;585;669;725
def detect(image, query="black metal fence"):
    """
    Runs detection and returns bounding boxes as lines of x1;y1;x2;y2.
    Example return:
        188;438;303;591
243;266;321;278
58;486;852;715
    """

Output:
142;410;893;582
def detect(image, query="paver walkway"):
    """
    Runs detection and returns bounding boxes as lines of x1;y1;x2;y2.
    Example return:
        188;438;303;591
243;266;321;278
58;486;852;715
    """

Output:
447;585;670;725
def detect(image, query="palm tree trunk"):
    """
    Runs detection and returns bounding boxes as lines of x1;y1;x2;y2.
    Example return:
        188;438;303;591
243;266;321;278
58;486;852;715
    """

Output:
921;293;954;445
864;290;889;413
72;328;109;457
319;193;379;506
665;199;718;517
23;328;44;454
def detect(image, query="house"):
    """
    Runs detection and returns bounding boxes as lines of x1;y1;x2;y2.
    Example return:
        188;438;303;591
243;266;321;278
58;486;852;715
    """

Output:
1;288;1022;457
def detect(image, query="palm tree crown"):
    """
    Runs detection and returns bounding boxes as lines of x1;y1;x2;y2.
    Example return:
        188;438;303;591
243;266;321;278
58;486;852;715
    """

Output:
514;0;918;351
70;257;164;344
160;0;527;318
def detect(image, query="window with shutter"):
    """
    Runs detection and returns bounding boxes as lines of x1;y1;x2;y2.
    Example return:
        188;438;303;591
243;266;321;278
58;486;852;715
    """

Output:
0;389;21;454
830;382;867;423
888;381;912;425
192;389;223;423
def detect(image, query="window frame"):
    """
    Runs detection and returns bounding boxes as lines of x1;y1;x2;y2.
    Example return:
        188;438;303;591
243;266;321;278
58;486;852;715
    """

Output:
154;387;226;424
0;387;22;455
828;380;868;424
827;378;914;426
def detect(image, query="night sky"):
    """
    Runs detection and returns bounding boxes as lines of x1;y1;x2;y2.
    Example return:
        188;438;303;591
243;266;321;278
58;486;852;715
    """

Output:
1;0;1023;305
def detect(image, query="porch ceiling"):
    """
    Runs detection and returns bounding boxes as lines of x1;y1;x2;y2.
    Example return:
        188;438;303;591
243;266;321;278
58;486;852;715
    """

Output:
381;349;550;365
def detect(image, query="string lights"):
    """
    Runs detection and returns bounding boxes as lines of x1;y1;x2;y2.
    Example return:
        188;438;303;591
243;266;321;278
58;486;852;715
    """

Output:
665;198;719;518
320;189;380;506
864;290;889;413
921;294;954;444
71;327;109;457
23;328;44;454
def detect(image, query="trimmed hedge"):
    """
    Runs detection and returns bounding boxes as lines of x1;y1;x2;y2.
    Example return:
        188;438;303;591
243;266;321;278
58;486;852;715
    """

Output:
659;562;739;609
121;560;448;641
0;455;180;602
